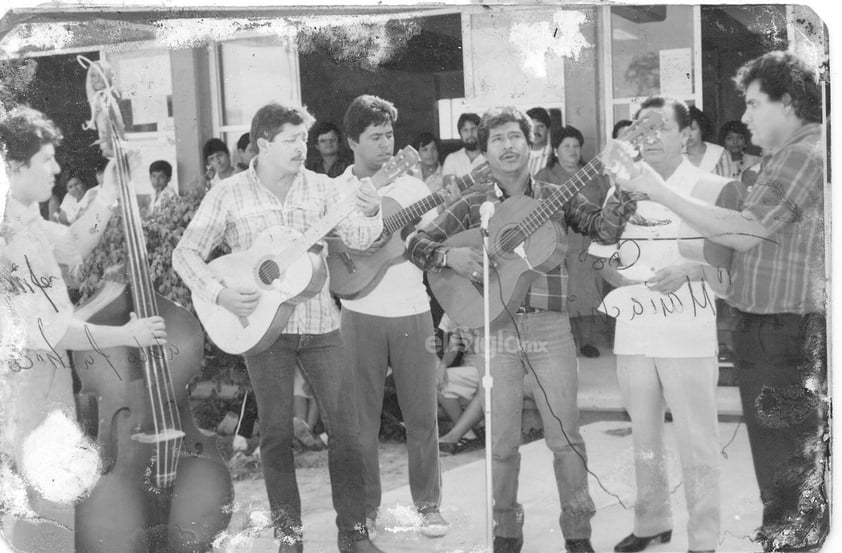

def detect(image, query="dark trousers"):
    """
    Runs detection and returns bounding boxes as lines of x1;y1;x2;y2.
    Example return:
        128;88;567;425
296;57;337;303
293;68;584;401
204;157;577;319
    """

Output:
733;311;828;547
244;330;366;542
340;309;442;518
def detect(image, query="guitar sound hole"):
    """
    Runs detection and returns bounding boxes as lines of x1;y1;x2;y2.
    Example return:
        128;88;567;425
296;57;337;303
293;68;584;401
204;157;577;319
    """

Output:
498;226;526;254
258;260;281;285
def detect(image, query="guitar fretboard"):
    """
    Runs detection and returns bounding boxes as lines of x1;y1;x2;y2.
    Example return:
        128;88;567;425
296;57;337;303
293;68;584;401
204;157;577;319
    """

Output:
490;157;605;256
272;147;419;270
382;167;488;234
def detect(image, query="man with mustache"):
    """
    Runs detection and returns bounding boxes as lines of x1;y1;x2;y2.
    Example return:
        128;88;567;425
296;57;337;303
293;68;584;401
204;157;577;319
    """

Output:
407;106;636;553
613;51;827;552
173;102;385;553
442;112;485;179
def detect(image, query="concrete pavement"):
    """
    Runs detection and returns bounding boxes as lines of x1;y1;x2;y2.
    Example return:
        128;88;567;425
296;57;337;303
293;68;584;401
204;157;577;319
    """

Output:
221;417;762;553
216;350;764;553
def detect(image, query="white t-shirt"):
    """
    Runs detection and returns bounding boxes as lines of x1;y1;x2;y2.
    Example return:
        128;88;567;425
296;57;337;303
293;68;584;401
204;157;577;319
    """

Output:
337;168;438;317
589;160;718;358
442;148;486;179
694;142;726;174
59;194;80;223
75;185;100;219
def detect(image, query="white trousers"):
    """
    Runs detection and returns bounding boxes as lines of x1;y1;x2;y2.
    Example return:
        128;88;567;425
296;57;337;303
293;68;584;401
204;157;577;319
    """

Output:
616;355;721;551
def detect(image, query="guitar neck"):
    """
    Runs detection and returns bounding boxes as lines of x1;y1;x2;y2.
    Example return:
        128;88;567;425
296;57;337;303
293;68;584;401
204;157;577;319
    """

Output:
515;156;605;239
275;166;402;263
383;171;483;234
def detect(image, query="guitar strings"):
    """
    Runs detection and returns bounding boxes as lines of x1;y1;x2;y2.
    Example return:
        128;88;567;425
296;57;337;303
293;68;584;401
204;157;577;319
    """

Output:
96;69;182;486
492;122;657;256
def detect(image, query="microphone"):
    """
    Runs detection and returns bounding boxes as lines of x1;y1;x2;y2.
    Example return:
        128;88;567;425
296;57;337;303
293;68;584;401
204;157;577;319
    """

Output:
480;201;495;235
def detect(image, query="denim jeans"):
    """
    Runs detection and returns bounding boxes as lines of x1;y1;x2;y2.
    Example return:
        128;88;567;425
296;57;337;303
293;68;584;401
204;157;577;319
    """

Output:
341;309;442;519
733;311;828;539
463;311;595;540
244;330;366;542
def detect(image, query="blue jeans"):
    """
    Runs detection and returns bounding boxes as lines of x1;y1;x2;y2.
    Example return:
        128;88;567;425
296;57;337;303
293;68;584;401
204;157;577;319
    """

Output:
464;311;595;540
341;309;442;519
244;330;366;542
733;311;828;546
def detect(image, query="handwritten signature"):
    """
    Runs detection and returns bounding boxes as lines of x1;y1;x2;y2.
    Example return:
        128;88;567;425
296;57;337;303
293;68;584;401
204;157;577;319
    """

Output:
594;278;718;323
0;255;60;312
5;319;179;376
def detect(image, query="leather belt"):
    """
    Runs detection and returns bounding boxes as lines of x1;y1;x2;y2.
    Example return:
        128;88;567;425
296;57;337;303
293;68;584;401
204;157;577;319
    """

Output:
516;306;547;315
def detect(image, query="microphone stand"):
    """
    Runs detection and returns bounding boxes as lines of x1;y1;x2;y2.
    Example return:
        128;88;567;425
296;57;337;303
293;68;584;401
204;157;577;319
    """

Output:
479;201;495;551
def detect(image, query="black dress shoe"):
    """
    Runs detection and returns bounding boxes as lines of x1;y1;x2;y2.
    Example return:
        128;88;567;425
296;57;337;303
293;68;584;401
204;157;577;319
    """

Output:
277;539;303;553
614;530;672;552
494;536;524;553
338;538;385;553
581;344;601;358
566;538;596;552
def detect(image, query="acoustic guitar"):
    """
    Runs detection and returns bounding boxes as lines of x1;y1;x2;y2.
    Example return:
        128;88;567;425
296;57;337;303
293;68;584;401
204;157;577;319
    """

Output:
192;146;419;355
326;162;494;299
429;113;664;329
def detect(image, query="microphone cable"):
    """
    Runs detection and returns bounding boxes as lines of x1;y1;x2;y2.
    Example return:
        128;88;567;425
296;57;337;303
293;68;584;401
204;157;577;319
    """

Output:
485;243;631;510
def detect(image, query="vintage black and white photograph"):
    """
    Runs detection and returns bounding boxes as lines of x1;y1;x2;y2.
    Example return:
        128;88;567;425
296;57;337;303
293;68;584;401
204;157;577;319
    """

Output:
0;2;831;553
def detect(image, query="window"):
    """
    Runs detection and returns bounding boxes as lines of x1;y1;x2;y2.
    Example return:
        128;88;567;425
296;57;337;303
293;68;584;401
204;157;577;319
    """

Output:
609;5;698;122
214;35;301;163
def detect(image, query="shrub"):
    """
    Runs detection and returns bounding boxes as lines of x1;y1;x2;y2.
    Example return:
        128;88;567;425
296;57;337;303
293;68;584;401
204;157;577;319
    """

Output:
76;181;249;428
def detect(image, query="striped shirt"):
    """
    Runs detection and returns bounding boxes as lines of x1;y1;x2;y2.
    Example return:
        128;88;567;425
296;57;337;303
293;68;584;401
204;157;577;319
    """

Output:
406;177;634;312
728;122;825;315
528;142;553;176
172;162;383;335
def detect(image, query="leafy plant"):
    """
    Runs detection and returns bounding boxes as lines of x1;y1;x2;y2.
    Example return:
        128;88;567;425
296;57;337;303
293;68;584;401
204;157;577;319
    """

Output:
76;181;250;427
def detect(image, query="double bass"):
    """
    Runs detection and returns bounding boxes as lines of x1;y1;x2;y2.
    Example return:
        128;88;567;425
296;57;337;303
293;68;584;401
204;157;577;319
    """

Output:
71;56;233;553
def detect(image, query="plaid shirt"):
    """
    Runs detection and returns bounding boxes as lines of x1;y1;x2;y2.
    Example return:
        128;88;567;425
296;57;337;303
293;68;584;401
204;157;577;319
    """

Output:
728;122;826;315
406;177;634;312
172;163;383;335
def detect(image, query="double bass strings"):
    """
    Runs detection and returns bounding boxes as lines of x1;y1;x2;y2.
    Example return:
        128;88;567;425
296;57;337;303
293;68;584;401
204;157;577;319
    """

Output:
84;56;184;488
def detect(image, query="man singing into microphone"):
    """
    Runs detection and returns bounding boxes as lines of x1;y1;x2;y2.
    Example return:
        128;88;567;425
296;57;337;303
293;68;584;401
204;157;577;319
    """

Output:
407;106;635;553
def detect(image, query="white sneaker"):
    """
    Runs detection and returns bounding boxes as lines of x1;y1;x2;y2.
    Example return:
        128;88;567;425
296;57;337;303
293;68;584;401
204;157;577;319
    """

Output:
366;516;377;540
419;511;450;537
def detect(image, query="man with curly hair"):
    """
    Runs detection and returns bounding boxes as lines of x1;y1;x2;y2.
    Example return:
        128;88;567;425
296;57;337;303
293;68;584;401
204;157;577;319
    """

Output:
614;50;828;552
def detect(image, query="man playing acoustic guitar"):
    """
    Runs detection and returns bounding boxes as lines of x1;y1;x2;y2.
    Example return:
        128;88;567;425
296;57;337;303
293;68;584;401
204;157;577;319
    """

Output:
173;103;385;553
336;95;449;539
407;106;637;553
